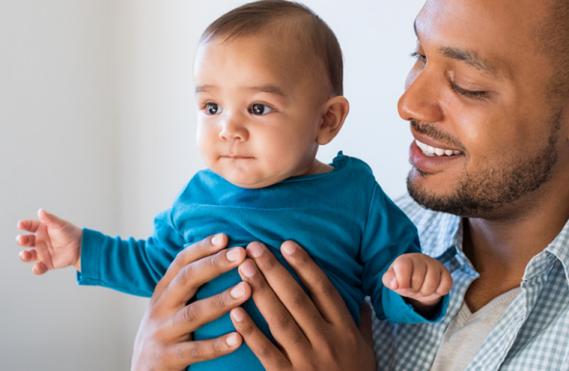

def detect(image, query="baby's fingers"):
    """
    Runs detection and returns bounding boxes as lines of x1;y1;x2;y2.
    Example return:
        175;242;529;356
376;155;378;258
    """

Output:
17;219;41;233
436;268;453;296
420;264;442;296
410;259;428;292
19;249;38;262
16;234;36;247
382;268;397;290
38;209;67;228
392;256;413;290
32;262;49;275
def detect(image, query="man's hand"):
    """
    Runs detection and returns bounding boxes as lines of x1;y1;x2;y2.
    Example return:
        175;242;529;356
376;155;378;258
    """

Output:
382;253;452;309
229;241;376;371
16;209;82;273
131;234;251;371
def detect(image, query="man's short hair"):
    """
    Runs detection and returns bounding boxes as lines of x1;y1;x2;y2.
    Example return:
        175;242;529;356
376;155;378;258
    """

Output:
539;0;569;98
200;0;343;96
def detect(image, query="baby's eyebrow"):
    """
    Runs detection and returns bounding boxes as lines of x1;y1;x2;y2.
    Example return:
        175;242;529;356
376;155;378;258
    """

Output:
194;84;288;97
246;84;287;97
195;84;215;93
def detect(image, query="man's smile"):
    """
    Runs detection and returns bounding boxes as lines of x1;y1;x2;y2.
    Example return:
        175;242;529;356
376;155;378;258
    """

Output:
409;134;465;174
414;139;462;157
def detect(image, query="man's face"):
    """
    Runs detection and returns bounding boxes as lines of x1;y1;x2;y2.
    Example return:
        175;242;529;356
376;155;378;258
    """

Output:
400;0;567;217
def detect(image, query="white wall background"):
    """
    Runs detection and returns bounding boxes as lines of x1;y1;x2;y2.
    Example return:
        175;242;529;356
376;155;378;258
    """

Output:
1;1;424;370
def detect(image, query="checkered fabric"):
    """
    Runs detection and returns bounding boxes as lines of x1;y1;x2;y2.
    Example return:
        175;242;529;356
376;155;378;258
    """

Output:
372;195;569;371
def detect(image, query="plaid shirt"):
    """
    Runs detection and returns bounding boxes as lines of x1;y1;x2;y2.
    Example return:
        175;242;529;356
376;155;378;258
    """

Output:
372;195;569;371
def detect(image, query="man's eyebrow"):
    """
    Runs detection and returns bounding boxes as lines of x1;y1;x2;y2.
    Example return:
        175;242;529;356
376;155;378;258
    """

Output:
439;47;498;75
414;20;419;38
413;20;499;77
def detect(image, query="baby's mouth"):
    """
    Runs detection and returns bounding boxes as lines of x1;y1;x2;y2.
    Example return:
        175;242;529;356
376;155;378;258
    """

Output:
220;154;255;159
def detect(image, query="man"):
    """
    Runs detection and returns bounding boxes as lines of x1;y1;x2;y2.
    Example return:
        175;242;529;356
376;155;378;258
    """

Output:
131;0;569;369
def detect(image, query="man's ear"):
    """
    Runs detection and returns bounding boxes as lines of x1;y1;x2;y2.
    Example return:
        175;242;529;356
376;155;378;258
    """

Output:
316;96;350;145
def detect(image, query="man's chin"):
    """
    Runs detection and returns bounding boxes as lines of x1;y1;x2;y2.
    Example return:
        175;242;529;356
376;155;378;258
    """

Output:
407;171;453;204
407;175;499;218
407;174;469;216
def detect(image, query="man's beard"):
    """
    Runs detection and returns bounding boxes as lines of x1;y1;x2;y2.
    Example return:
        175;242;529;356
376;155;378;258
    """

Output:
407;112;561;218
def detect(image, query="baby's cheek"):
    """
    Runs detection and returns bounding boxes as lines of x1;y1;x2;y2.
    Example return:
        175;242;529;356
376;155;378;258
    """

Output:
265;149;295;172
199;144;219;173
197;131;217;158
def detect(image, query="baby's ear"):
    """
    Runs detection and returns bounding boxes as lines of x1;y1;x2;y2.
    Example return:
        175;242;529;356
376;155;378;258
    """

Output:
316;96;350;145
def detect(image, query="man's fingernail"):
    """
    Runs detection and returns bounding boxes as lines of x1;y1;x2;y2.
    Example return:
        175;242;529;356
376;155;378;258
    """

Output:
248;243;263;258
226;333;240;346
240;261;256;278
230;283;245;299
282;242;296;255
231;309;245;322
226;248;241;262
212;234;224;246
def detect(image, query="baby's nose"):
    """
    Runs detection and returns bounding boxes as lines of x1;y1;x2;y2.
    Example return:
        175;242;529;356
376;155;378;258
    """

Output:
219;117;248;142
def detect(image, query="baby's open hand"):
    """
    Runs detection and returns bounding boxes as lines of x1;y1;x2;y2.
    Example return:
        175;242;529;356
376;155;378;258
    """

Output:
382;253;452;310
16;209;82;274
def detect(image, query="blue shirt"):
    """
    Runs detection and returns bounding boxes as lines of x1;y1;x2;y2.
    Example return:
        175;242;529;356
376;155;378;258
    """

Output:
78;153;446;371
373;195;569;370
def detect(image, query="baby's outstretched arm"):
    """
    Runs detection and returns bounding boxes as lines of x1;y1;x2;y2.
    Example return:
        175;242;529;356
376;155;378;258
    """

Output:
382;253;452;313
16;209;82;275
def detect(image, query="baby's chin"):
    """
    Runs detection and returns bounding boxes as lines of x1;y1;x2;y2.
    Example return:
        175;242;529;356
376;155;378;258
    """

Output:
214;168;286;189
223;174;283;189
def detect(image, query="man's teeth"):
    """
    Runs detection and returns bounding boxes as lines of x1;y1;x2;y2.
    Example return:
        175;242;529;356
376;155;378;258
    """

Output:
415;139;461;157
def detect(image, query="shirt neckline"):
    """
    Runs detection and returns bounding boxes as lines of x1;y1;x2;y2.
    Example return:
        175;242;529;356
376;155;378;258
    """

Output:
280;151;349;184
424;204;569;288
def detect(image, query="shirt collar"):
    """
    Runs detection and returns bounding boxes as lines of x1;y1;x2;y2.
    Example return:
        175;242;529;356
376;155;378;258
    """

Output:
397;195;569;285
396;195;462;259
542;217;569;285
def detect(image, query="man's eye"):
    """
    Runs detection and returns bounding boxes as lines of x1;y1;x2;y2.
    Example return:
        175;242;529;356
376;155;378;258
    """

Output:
249;103;273;116
204;102;221;115
411;51;427;64
450;81;490;101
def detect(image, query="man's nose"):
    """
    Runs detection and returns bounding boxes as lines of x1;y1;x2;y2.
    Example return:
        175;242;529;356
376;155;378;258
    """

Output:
397;68;444;125
218;114;248;142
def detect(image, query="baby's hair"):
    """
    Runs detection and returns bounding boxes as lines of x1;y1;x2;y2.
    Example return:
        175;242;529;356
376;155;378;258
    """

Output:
200;0;343;96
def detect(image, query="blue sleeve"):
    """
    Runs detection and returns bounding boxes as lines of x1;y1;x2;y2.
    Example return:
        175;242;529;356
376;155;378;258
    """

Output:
360;183;448;324
76;209;184;297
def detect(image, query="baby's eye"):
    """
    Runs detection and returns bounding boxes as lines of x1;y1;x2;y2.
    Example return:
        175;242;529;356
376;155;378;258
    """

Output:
248;103;273;116
204;102;221;115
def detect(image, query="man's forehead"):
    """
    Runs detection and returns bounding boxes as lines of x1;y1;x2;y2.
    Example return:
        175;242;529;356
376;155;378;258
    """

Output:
410;0;547;79
413;20;502;78
416;0;549;48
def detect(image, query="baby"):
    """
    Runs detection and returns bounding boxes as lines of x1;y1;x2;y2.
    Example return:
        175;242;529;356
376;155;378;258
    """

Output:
16;1;452;370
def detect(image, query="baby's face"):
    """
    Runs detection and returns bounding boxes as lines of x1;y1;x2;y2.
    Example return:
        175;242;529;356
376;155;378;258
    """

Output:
193;34;329;188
